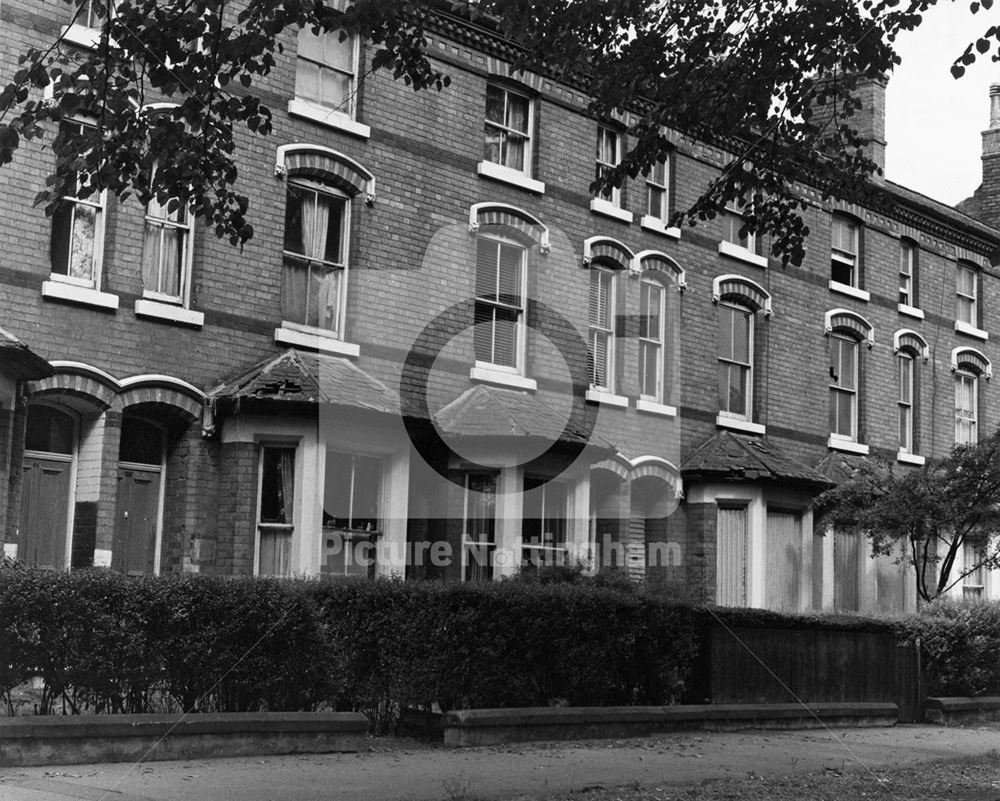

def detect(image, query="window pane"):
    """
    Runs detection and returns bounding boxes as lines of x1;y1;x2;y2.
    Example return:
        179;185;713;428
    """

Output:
497;243;522;304
308;265;341;331
647;185;665;219
492;308;519;367
485;85;505;124
483;125;502;164
837;391;854;437
718;306;733;360
640;341;660;398
119;417;163;465
505;135;526;171
899;406;911;451
50;202;73;276
467;473;497;542
297;28;325;61
840;340;856;390
281;256;309;324
69;203;97;281
318;194;345;264
322;30;353;72
732;309;750;364
352;455;382;532
283;185;308;254
319;69;352;112
898;357;912;404
25;406;74;454
260;448;294;524
506;93;529;133
831;257;853;286
323;451;353;529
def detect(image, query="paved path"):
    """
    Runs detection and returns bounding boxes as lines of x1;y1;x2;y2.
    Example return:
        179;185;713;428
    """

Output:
2;724;1000;801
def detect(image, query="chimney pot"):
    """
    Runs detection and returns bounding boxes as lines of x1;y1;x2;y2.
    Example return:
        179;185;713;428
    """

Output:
990;83;1000;128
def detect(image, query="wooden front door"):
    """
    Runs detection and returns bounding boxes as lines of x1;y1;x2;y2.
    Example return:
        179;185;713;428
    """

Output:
19;455;72;569
112;467;160;575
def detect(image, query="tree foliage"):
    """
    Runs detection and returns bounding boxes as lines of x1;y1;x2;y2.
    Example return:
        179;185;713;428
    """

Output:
0;0;993;258
818;431;1000;603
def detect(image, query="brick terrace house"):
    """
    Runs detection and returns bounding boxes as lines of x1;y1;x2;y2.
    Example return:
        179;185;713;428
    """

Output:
2;0;1000;612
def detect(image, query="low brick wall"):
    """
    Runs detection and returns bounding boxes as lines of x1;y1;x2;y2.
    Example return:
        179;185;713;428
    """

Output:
925;697;1000;725
443;703;899;747
0;712;368;767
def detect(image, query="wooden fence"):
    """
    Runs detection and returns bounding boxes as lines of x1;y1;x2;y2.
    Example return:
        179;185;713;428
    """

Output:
691;626;922;722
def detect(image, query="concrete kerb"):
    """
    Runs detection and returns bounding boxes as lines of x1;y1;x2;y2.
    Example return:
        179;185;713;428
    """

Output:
0;711;369;767
443;703;900;747
926;697;1000;725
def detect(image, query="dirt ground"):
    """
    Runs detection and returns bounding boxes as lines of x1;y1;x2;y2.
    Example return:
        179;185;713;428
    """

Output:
4;724;1000;801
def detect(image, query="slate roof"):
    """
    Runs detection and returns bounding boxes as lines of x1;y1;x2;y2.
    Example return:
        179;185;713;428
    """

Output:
435;384;616;451
208;349;402;416
681;430;833;488
813;450;870;484
0;326;53;380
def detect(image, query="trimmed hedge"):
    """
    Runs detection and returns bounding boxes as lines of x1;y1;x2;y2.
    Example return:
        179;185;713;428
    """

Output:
0;570;698;729
5;568;949;730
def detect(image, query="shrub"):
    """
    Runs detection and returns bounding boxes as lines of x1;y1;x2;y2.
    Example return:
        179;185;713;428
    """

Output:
900;600;1000;697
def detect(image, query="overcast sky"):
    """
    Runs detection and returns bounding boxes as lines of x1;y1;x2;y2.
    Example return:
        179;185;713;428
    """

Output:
884;3;1000;205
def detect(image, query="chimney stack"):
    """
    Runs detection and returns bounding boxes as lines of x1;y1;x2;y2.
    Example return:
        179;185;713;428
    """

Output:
978;84;1000;229
807;73;887;179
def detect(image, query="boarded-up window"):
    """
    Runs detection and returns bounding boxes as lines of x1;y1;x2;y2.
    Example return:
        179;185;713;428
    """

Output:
833;528;860;612
716;505;748;607
765;510;802;612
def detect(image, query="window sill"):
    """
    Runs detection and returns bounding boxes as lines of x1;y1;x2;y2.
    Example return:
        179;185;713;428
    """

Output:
135;298;204;328
637;398;677;417
897;451;926;466
640;216;680;239
955;320;989;341
476;161;545;194
828;281;870;302
827;436;869;455
898;303;924;320
589;198;633;224
718;241;768;268
41;280;119;311
585;388;628;408
470;365;537;392
287;99;371;139
274;325;360;357
62;23;99;49
716;414;765;435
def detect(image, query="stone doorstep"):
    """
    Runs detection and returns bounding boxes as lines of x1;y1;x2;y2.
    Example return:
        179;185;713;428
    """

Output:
443;703;900;747
0;712;369;767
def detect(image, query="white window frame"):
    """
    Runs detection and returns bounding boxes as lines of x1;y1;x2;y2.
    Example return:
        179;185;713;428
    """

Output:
595;125;622;208
718;301;754;422
255;443;297;578
831;215;860;289
955;369;979;445
899;240;916;308
638;275;666;404
722;203;755;254
280;177;351;341
473;233;528;375
63;0;107;48
588;266;616;392
521;477;569;573
141;195;194;306
645;159;669;223
461;472;498;582
957;263;978;328
49;119;107;292
482;84;533;177
898;352;914;454
829;333;859;442
294;27;359;116
963;543;986;600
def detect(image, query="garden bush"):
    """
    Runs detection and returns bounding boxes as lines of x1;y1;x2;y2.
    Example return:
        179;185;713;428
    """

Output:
900;600;1000;697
